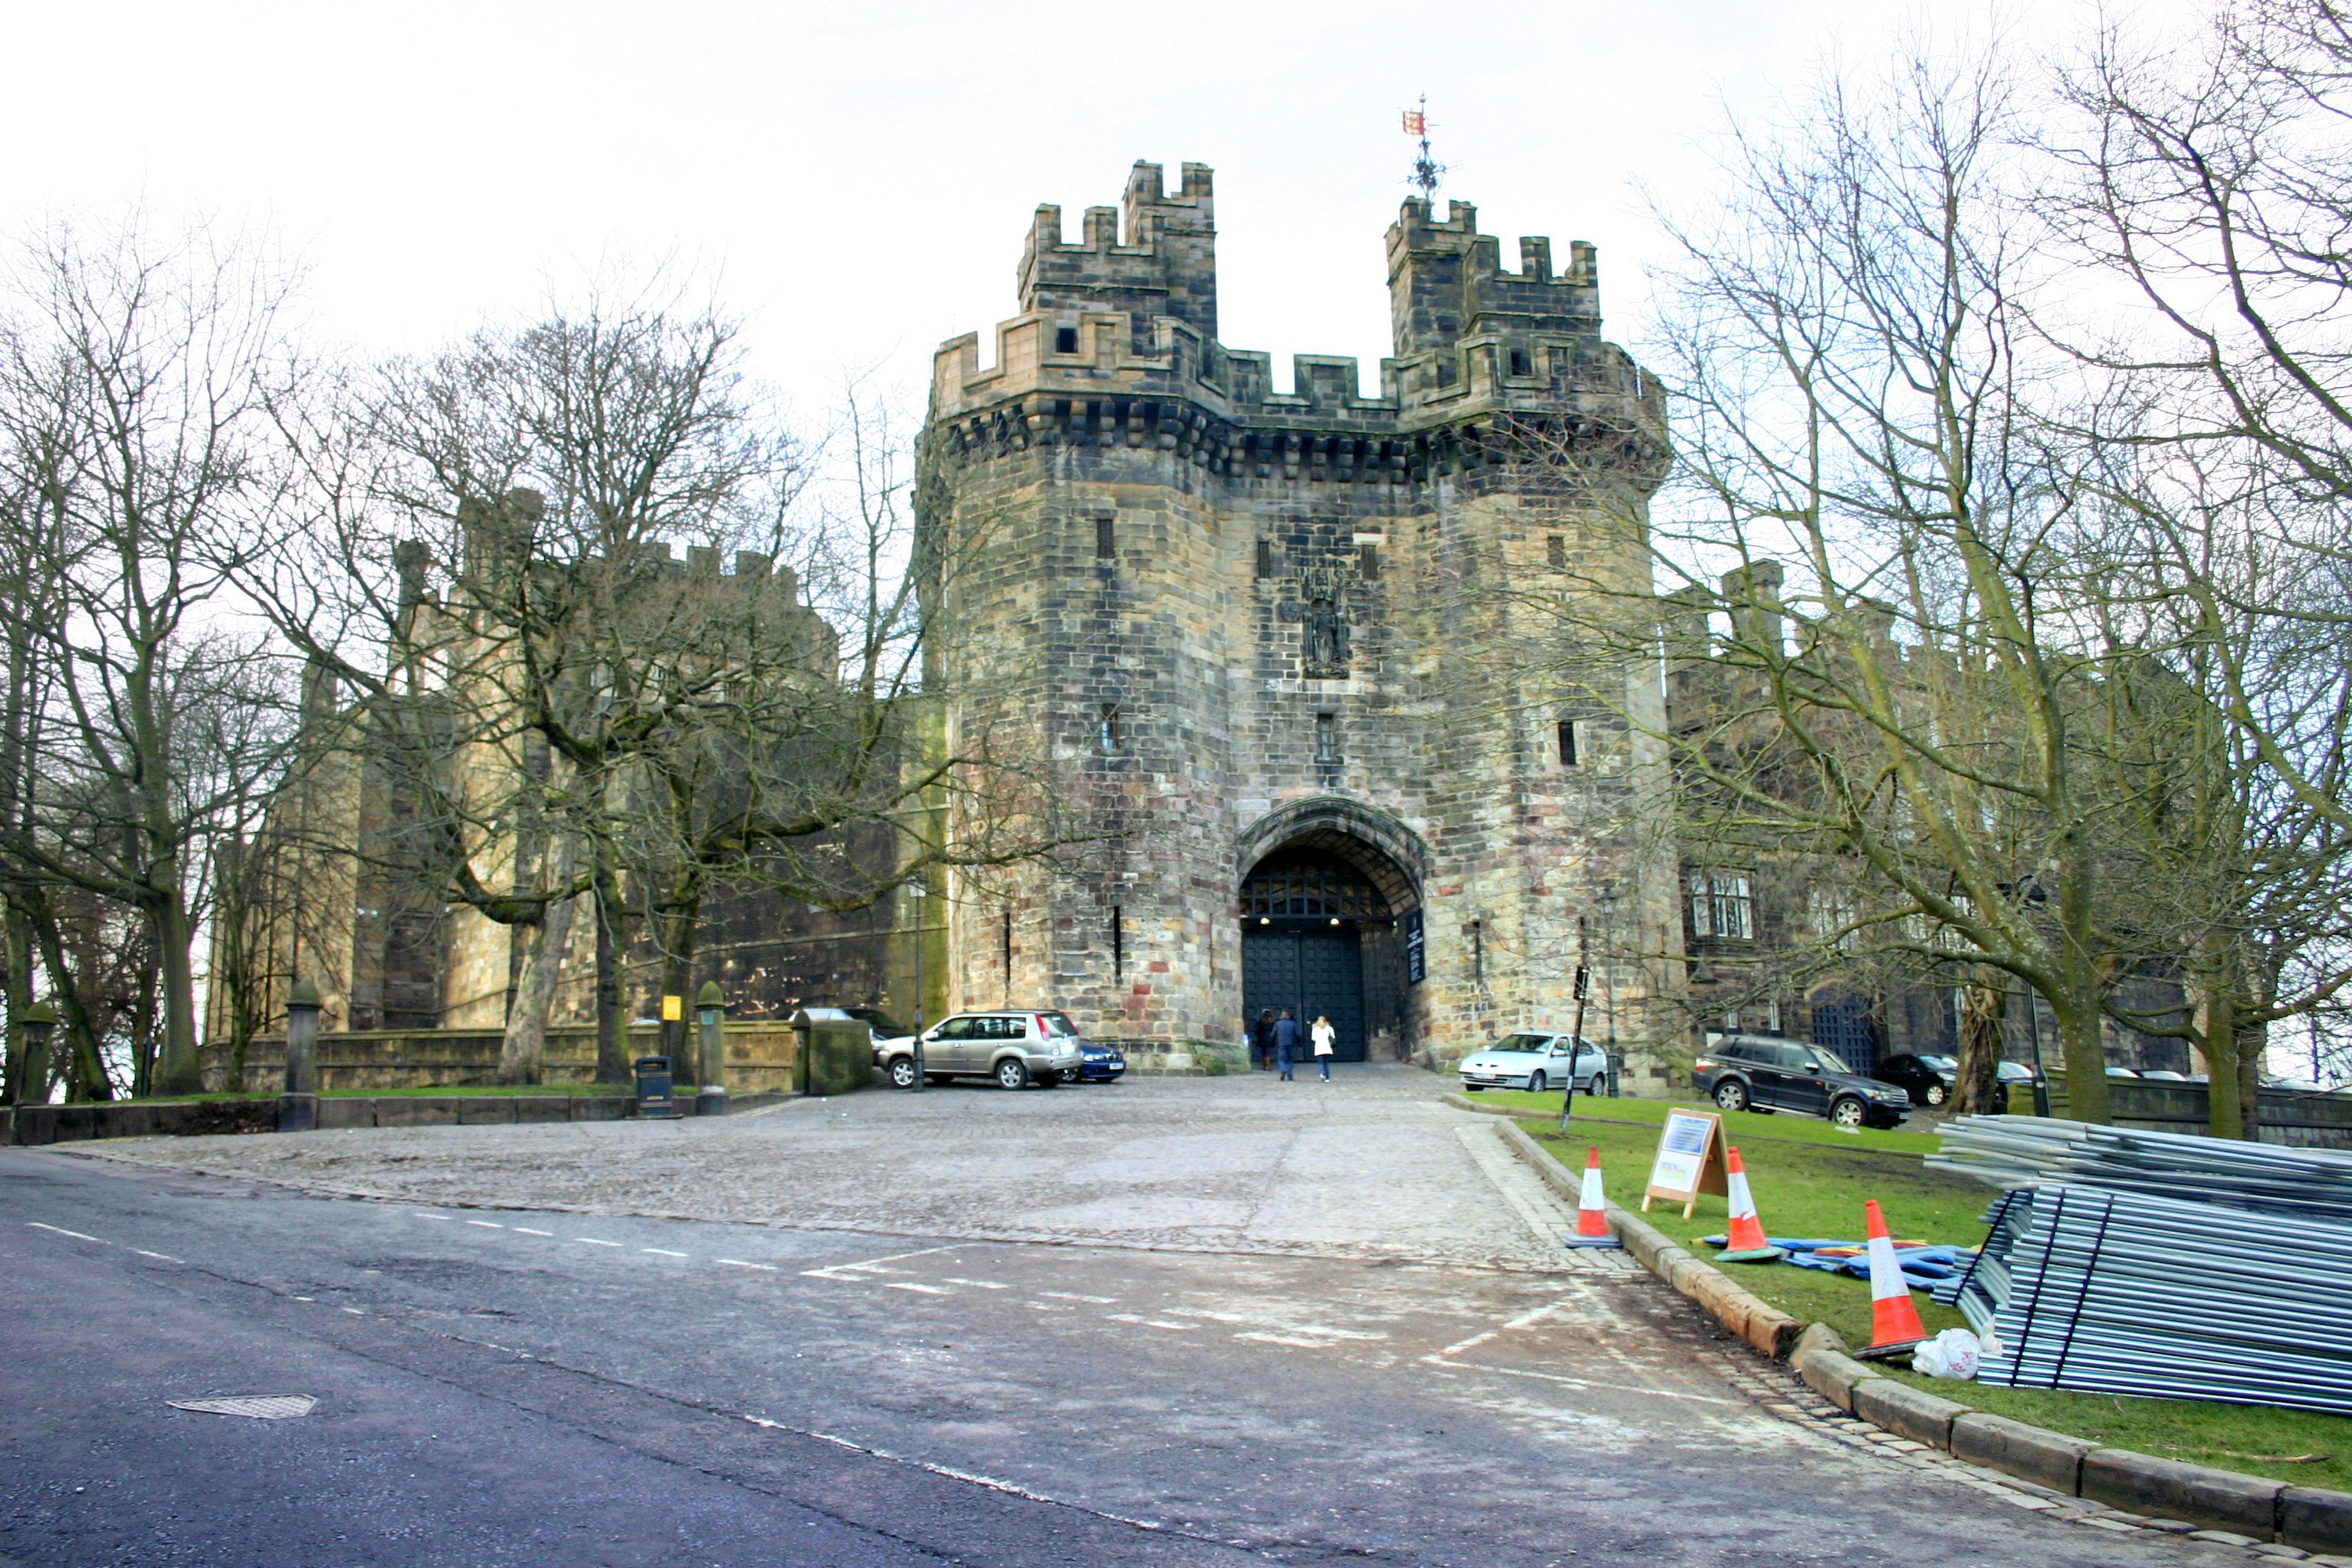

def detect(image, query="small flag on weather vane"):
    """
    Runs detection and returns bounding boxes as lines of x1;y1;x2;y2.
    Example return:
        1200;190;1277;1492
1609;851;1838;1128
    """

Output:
1402;109;1426;136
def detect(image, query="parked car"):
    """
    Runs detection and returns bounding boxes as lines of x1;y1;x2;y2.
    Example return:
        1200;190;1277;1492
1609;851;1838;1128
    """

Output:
1458;1033;1609;1096
1872;1052;1958;1109
1692;1034;1912;1129
877;1010;1086;1089
1070;1038;1127;1083
2139;1069;2190;1081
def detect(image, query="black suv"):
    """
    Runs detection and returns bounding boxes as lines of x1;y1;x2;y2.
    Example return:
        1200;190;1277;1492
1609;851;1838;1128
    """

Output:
1692;1034;1912;1129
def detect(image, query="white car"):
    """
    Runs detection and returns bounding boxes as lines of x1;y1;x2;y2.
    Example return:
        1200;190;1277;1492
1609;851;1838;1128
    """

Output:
1459;1033;1609;1096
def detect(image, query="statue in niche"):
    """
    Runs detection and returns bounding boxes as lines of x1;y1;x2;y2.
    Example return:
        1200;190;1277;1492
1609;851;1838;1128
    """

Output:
1291;558;1351;677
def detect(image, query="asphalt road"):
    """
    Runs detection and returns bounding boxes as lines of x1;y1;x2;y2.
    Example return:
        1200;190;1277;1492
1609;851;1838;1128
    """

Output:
0;1081;2249;1568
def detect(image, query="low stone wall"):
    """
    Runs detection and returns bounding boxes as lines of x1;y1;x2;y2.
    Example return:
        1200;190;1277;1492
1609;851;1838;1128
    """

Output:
201;1022;803;1096
2;1089;802;1145
2050;1076;2352;1148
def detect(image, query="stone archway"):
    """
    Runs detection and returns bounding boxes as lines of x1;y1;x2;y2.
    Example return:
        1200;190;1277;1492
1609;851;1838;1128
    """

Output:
1236;799;1427;1062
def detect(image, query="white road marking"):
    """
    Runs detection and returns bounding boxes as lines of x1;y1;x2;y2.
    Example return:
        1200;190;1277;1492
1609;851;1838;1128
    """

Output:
943;1277;1009;1289
131;1250;184;1263
1504;1300;1573;1331
466;1220;505;1230
717;1258;778;1272
884;1281;949;1295
573;1238;622;1247
1423;1357;1741;1406
1236;1332;1336;1348
740;1416;1167;1532
1039;1290;1116;1303
27;1222;103;1243
1167;1309;1386;1341
1436;1328;1501;1357
510;1227;554;1236
641;1248;688;1259
410;1212;449;1220
799;1244;957;1281
341;1307;365;1315
1109;1314;1194;1331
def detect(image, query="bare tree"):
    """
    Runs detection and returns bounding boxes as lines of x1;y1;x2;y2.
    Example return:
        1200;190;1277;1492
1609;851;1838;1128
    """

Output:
0;212;302;1096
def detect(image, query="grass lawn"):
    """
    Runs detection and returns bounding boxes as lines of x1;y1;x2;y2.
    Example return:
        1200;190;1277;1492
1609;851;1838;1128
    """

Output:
1499;1104;2352;1493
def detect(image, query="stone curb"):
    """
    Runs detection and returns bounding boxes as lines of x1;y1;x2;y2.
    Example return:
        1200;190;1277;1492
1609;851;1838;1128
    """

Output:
1492;1119;2352;1552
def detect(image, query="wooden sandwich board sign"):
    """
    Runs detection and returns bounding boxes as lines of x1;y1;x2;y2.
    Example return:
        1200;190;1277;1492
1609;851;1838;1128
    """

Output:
1643;1107;1730;1218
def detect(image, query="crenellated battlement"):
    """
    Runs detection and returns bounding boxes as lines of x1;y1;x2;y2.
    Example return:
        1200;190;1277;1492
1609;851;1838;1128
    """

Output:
1386;197;1601;361
936;162;1659;472
1020;160;1218;349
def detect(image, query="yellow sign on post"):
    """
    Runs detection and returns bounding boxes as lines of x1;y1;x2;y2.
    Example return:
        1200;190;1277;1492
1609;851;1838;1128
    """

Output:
660;994;683;1023
1643;1107;1730;1218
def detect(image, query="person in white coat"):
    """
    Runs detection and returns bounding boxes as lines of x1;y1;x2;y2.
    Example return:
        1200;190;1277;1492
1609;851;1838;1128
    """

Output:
1310;1014;1337;1080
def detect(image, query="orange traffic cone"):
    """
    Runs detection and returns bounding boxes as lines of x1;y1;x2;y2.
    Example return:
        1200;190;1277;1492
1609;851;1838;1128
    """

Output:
1857;1198;1928;1359
1717;1147;1785;1263
1564;1147;1622;1250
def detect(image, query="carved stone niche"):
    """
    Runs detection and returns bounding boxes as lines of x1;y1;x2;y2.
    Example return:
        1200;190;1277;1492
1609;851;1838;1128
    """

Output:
1278;556;1354;678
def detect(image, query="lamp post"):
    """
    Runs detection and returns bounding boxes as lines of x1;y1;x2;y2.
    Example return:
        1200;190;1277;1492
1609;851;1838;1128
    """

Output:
1598;887;1621;1097
2010;872;2054;1118
17;1001;56;1108
695;982;728;1117
908;880;928;1093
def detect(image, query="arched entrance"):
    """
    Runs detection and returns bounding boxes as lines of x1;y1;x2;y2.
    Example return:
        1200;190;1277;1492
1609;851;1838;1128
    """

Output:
1236;800;1426;1063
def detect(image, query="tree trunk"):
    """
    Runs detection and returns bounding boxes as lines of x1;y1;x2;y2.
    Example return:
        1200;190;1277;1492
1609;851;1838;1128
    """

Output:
150;893;204;1095
1;894;30;1106
25;888;107;1102
498;833;580;1085
592;848;629;1084
1952;975;2005;1117
2052;997;2111;1125
2235;1024;2263;1143
2203;985;2244;1141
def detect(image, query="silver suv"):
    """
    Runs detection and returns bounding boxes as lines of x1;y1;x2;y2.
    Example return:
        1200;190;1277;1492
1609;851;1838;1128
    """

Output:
880;1010;1086;1090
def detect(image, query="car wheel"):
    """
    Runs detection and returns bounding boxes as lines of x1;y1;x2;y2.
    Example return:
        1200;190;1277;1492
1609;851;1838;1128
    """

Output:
995;1057;1031;1090
1586;1074;1606;1098
886;1057;918;1090
1830;1096;1867;1129
1925;1081;1949;1107
1528;1070;1547;1093
1713;1080;1750;1113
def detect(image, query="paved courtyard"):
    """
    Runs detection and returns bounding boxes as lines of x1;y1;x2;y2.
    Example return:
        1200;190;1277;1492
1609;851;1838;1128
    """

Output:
83;1064;1615;1270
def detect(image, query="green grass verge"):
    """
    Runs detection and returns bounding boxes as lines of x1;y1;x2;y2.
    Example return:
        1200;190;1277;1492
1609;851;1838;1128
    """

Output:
1467;1086;1944;1155
1519;1118;2352;1493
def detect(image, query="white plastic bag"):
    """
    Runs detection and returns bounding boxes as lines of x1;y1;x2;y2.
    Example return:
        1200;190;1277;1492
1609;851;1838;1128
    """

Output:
1911;1327;1983;1380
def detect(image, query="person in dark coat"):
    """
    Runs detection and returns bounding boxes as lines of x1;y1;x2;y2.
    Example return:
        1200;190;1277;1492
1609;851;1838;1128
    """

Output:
1272;1009;1302;1082
1251;1008;1276;1071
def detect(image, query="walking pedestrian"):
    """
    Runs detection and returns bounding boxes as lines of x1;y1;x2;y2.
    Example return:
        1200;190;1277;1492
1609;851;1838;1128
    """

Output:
1251;1008;1276;1072
1311;1014;1336;1080
1272;1009;1301;1081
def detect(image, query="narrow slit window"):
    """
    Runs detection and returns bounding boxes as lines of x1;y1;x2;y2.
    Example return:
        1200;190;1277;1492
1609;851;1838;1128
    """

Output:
1557;720;1577;766
1099;702;1119;753
1256;537;1274;579
1055;325;1079;354
1096;514;1115;558
1509;348;1531;377
1315;711;1338;763
1111;905;1124;979
1547;534;1566;570
1359;542;1380;579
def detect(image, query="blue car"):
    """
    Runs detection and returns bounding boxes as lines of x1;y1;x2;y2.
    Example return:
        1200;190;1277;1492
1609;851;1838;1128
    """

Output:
1071;1041;1126;1083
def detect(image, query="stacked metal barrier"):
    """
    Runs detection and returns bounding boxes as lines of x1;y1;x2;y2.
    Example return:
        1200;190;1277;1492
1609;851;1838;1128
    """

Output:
1929;1118;2352;1413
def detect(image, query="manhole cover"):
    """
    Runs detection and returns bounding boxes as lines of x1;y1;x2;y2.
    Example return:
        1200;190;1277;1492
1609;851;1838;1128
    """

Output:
166;1396;318;1420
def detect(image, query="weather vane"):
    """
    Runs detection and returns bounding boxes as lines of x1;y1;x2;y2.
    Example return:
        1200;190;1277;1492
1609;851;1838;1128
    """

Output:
1402;95;1445;199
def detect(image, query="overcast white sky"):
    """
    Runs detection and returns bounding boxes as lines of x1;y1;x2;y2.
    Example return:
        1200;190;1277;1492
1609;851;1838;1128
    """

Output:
1;0;2043;412
8;0;2216;414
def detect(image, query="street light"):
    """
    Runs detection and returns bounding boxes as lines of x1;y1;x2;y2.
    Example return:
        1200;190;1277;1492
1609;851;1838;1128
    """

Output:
908;880;928;1093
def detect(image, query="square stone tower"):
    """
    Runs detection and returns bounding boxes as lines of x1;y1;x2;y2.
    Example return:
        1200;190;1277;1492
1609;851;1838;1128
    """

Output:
920;160;1684;1080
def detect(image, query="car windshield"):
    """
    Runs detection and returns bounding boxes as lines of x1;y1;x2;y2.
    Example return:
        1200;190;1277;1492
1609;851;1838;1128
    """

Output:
1802;1047;1847;1073
1035;1012;1080;1037
848;1007;906;1036
1493;1033;1550;1054
1918;1055;1957;1070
